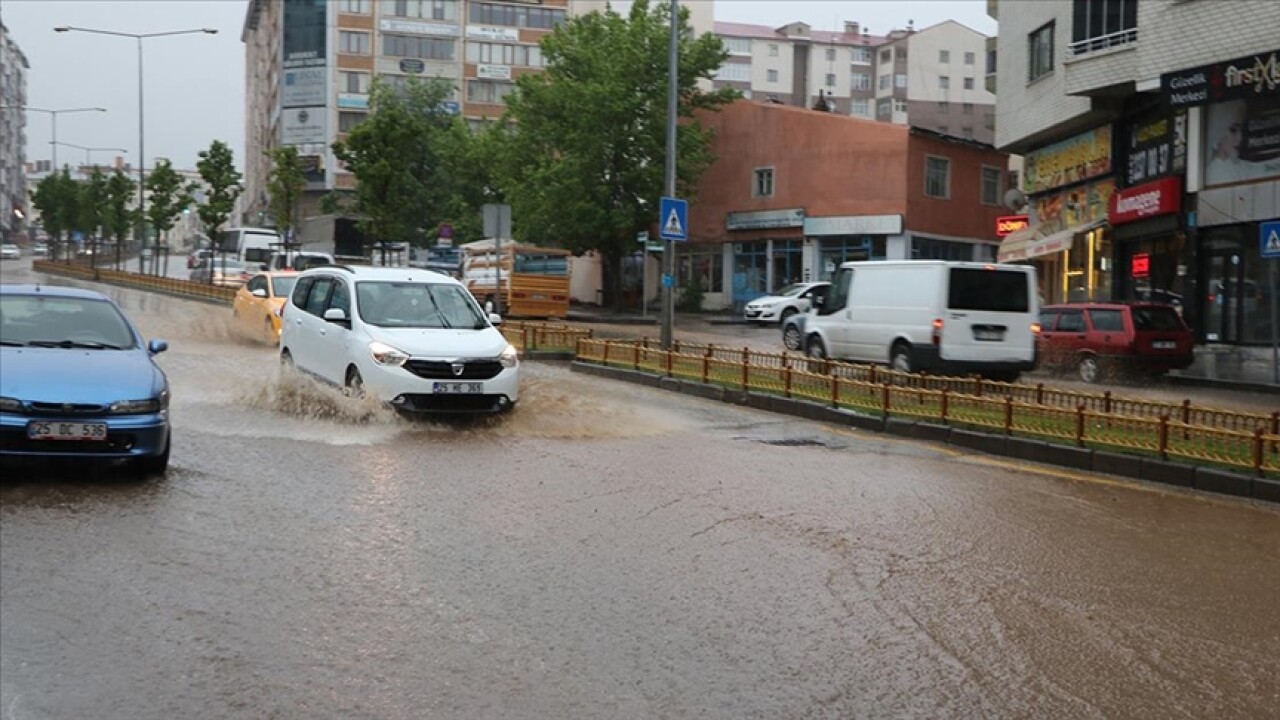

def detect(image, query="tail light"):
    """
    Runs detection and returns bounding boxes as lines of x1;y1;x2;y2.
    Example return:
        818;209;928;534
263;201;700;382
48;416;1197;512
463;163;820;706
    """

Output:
1031;322;1042;335
931;318;943;346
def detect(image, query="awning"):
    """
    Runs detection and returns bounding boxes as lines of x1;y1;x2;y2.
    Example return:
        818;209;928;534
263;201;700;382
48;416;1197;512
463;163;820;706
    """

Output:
998;220;1104;262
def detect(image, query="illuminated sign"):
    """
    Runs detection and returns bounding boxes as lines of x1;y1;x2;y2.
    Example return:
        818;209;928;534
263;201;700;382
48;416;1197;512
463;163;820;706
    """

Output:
995;215;1030;237
1131;253;1150;278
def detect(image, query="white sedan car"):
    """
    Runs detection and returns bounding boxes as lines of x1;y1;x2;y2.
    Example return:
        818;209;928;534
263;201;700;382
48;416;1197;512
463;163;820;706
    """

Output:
743;282;830;325
0;243;21;260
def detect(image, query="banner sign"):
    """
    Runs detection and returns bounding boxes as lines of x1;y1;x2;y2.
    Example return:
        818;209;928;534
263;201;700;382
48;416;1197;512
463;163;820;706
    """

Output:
1162;49;1280;109
1022;125;1113;195
1121;108;1187;187
1108;176;1182;225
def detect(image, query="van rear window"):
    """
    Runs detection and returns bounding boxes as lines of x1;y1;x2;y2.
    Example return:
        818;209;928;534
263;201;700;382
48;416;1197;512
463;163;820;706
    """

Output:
245;248;273;263
947;268;1030;313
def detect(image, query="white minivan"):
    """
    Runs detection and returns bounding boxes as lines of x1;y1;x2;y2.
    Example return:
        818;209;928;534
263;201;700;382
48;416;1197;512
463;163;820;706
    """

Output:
803;261;1039;381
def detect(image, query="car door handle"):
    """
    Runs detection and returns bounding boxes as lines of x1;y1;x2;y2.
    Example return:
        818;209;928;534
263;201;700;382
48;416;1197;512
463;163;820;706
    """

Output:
319;329;326;336
295;318;302;326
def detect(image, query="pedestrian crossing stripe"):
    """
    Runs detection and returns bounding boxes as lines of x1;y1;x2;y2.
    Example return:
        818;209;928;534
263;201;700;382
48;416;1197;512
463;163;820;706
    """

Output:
1267;229;1280;254
663;209;684;238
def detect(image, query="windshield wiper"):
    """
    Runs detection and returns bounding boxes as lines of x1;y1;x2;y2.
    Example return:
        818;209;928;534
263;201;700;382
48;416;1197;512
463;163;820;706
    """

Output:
26;339;127;350
423;287;453;329
0;340;26;347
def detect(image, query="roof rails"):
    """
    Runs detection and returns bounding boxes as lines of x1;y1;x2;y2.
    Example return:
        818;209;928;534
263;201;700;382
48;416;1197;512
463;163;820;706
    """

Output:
329;265;357;273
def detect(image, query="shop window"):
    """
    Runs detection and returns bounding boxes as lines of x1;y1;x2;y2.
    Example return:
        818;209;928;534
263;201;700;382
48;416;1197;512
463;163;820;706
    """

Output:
771;240;803;290
913;236;972;261
818;236;882;281
732;243;769;302
678;248;723;293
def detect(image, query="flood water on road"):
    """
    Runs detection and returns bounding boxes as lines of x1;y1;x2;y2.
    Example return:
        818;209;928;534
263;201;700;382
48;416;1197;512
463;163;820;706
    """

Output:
3;261;1279;719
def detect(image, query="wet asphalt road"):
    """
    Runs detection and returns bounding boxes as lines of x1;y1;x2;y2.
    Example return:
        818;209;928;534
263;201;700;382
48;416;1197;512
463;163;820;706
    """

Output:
2;260;1279;719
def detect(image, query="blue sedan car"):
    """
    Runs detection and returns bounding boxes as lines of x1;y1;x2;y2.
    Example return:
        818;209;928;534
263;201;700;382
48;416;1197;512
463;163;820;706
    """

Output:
0;285;171;476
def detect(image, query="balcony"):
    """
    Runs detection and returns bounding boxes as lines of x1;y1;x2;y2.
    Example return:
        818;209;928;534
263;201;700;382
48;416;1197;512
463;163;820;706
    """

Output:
1063;29;1138;98
1067;28;1137;58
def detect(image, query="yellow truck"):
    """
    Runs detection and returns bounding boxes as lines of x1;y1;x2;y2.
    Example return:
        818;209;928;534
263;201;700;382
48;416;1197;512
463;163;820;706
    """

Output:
460;240;573;319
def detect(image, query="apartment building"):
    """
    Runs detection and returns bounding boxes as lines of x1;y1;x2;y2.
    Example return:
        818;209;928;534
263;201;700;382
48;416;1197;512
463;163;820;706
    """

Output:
711;20;996;142
240;0;714;225
992;0;1279;353
0;19;29;243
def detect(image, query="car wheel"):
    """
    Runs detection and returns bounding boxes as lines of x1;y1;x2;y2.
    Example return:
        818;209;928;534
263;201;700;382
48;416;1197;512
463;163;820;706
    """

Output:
806;336;827;359
280;349;294;368
779;307;798;325
890;342;913;374
345;366;365;398
132;431;170;478
783;324;802;351
1077;355;1100;384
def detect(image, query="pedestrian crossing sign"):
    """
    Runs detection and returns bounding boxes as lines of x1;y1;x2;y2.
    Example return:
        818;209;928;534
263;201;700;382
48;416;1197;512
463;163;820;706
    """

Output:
659;196;688;242
1263;221;1280;259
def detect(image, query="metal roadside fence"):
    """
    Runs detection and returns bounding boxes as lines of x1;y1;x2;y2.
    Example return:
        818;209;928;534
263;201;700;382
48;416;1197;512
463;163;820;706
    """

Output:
33;260;238;304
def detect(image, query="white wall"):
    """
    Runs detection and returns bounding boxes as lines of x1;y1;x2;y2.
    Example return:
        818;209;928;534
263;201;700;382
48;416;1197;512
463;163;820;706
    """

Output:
905;21;994;105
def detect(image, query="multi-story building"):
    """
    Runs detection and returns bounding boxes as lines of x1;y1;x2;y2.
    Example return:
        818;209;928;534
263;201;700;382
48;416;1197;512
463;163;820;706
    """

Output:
239;0;714;226
685;100;1010;311
992;0;1279;359
711;20;996;143
1;18;30;243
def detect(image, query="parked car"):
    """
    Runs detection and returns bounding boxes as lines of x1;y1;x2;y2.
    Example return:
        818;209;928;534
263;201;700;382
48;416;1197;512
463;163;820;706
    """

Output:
0;243;20;260
0;284;171;475
782;284;830;350
189;258;251;287
31;243;49;257
279;265;519;414
187;249;214;269
1038;302;1194;383
744;281;830;325
233;271;299;345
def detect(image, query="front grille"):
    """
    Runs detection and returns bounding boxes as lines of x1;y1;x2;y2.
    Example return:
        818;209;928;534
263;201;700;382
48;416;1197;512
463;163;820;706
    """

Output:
404;359;503;380
394;394;507;413
27;402;108;417
0;428;136;454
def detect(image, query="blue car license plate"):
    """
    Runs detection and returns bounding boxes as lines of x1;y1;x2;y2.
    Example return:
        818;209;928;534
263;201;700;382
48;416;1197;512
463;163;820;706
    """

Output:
27;421;108;441
433;382;482;394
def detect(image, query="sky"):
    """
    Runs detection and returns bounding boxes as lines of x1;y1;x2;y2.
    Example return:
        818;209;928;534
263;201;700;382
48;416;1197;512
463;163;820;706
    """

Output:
1;1;995;173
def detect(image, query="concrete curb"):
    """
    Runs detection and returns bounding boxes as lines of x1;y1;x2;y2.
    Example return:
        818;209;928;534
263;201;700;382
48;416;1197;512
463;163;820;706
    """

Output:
569;361;1276;506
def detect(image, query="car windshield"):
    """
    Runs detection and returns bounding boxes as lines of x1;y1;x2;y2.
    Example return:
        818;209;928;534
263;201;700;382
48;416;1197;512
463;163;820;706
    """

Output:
271;276;298;298
0;295;136;349
776;284;807;297
356;281;488;329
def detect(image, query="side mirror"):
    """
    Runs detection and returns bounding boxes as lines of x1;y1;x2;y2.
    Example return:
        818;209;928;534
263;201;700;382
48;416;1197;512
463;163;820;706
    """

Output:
148;339;168;355
489;313;503;326
323;307;349;323
260;263;269;271
252;288;268;298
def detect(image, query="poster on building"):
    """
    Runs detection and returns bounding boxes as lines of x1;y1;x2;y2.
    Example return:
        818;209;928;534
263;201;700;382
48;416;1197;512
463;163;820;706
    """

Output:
1121;109;1186;187
1033;177;1115;234
1204;96;1280;187
1021;126;1112;195
283;68;326;108
283;0;327;69
282;107;327;145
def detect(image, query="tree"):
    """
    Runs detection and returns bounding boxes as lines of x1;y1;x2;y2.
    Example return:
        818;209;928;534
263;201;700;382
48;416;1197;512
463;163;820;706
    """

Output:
499;0;737;307
265;145;307;250
143;159;195;275
80;168;110;267
31;170;80;261
103;170;136;266
329;76;460;257
196;140;243;253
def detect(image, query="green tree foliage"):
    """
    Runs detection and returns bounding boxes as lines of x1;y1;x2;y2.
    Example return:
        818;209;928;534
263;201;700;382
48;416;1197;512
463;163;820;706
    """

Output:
499;0;737;305
265;145;306;245
329;77;460;250
103;170;136;249
196;140;243;250
80;168;110;265
31;170;80;259
144;159;195;272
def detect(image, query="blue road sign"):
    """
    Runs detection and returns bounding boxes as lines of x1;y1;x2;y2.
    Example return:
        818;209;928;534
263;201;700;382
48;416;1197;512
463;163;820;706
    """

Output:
659;196;688;242
661;274;675;288
1262;220;1280;259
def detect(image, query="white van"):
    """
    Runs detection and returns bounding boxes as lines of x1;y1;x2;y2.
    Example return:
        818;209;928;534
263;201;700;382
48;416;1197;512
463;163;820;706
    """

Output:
218;227;281;267
803;261;1039;381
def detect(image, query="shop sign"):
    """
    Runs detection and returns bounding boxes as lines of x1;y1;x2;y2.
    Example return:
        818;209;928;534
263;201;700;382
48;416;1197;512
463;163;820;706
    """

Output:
995;215;1029;237
1203;96;1280;187
283;0;327;69
379;18;460;37
337;93;369;110
1162;49;1280;109
803;214;902;236
282;106;328;145
1022;126;1112;195
1032;177;1114;236
726;208;805;231
1121;109;1187;186
477;64;513;80
283;68;326;108
1108;176;1182;225
1131;253;1150;279
466;26;520;42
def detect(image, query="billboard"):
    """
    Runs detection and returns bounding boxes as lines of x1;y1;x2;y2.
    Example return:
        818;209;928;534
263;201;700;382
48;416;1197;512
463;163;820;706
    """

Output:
282;107;327;145
283;67;326;108
1021;126;1112;195
1120;108;1187;187
283;0;327;69
1162;49;1280;109
1204;96;1280;187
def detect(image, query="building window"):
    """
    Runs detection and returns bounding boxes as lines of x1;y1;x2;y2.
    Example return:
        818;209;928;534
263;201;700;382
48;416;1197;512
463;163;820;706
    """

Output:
339;111;367;132
964;51;975;65
825;73;836;87
767;69;779;83
981;166;1002;205
714;63;750;83
986;48;997;74
880;48;892;63
1070;0;1138;56
340;71;370;94
466;41;543;67
723;37;751;55
963;102;974;115
825;48;836;61
466;80;515;104
753;167;774;197
383;34;455;61
341;0;370;13
387;0;457;20
939;75;950;89
985;112;996;130
877;99;892;118
468;2;565;29
851;72;871;91
938;101;949;113
878;74;890;90
768;44;779;57
339;31;370;55
895;73;907;88
678;247;724;293
851;47;872;64
925;156;950;199
893;99;907;113
964;77;975;90
912;236;974;261
897;48;907;61
1028;22;1055;82
850;98;869;116
939;50;950;63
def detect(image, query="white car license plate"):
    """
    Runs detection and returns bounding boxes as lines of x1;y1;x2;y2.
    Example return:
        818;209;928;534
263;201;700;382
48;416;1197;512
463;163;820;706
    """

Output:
433;382;483;394
974;329;1004;341
27;421;108;441
1152;341;1176;349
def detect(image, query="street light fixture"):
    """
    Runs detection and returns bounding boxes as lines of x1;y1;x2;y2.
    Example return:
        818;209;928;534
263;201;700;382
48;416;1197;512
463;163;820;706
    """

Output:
0;105;106;169
51;141;128;168
54;25;218;274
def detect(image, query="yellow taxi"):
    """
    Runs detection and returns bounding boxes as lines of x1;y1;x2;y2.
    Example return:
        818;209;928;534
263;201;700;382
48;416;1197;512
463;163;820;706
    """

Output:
232;272;299;345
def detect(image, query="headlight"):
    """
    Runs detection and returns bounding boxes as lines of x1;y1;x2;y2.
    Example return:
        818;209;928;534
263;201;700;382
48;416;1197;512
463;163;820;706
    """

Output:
499;343;519;368
109;398;163;414
369;341;409;367
0;396;23;412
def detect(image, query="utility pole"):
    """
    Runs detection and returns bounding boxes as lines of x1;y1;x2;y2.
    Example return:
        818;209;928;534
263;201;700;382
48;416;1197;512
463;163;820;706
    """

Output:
659;0;679;350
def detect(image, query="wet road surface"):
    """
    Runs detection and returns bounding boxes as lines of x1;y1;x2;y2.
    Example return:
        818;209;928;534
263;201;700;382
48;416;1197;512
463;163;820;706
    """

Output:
3;260;1279;719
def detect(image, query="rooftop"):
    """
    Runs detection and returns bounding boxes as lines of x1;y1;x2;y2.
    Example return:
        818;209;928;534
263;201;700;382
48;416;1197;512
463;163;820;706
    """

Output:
713;21;887;47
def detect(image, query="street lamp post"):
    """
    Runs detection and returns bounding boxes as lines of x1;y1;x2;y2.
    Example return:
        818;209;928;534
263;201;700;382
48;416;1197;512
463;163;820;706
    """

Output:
54;25;217;275
50;141;128;168
0;105;105;169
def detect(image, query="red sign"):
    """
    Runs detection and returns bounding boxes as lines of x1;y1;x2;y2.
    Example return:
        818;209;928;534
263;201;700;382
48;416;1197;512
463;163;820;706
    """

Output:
1108;176;1182;225
996;215;1030;237
1131;253;1150;278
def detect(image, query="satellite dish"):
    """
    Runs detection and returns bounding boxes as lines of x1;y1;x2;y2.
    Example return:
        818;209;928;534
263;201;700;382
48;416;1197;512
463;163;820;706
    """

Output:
1003;188;1027;212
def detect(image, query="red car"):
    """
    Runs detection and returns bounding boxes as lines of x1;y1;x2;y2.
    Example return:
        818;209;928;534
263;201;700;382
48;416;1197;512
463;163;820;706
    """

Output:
1038;302;1194;383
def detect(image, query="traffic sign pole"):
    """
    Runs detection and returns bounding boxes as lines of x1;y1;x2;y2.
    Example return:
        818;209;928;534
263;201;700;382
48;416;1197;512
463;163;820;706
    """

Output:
1261;221;1279;384
660;0;679;351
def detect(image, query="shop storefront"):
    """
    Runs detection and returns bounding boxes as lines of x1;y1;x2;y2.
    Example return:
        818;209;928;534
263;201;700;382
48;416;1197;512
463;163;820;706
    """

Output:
804;214;902;281
1108;176;1186;312
724;209;806;309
